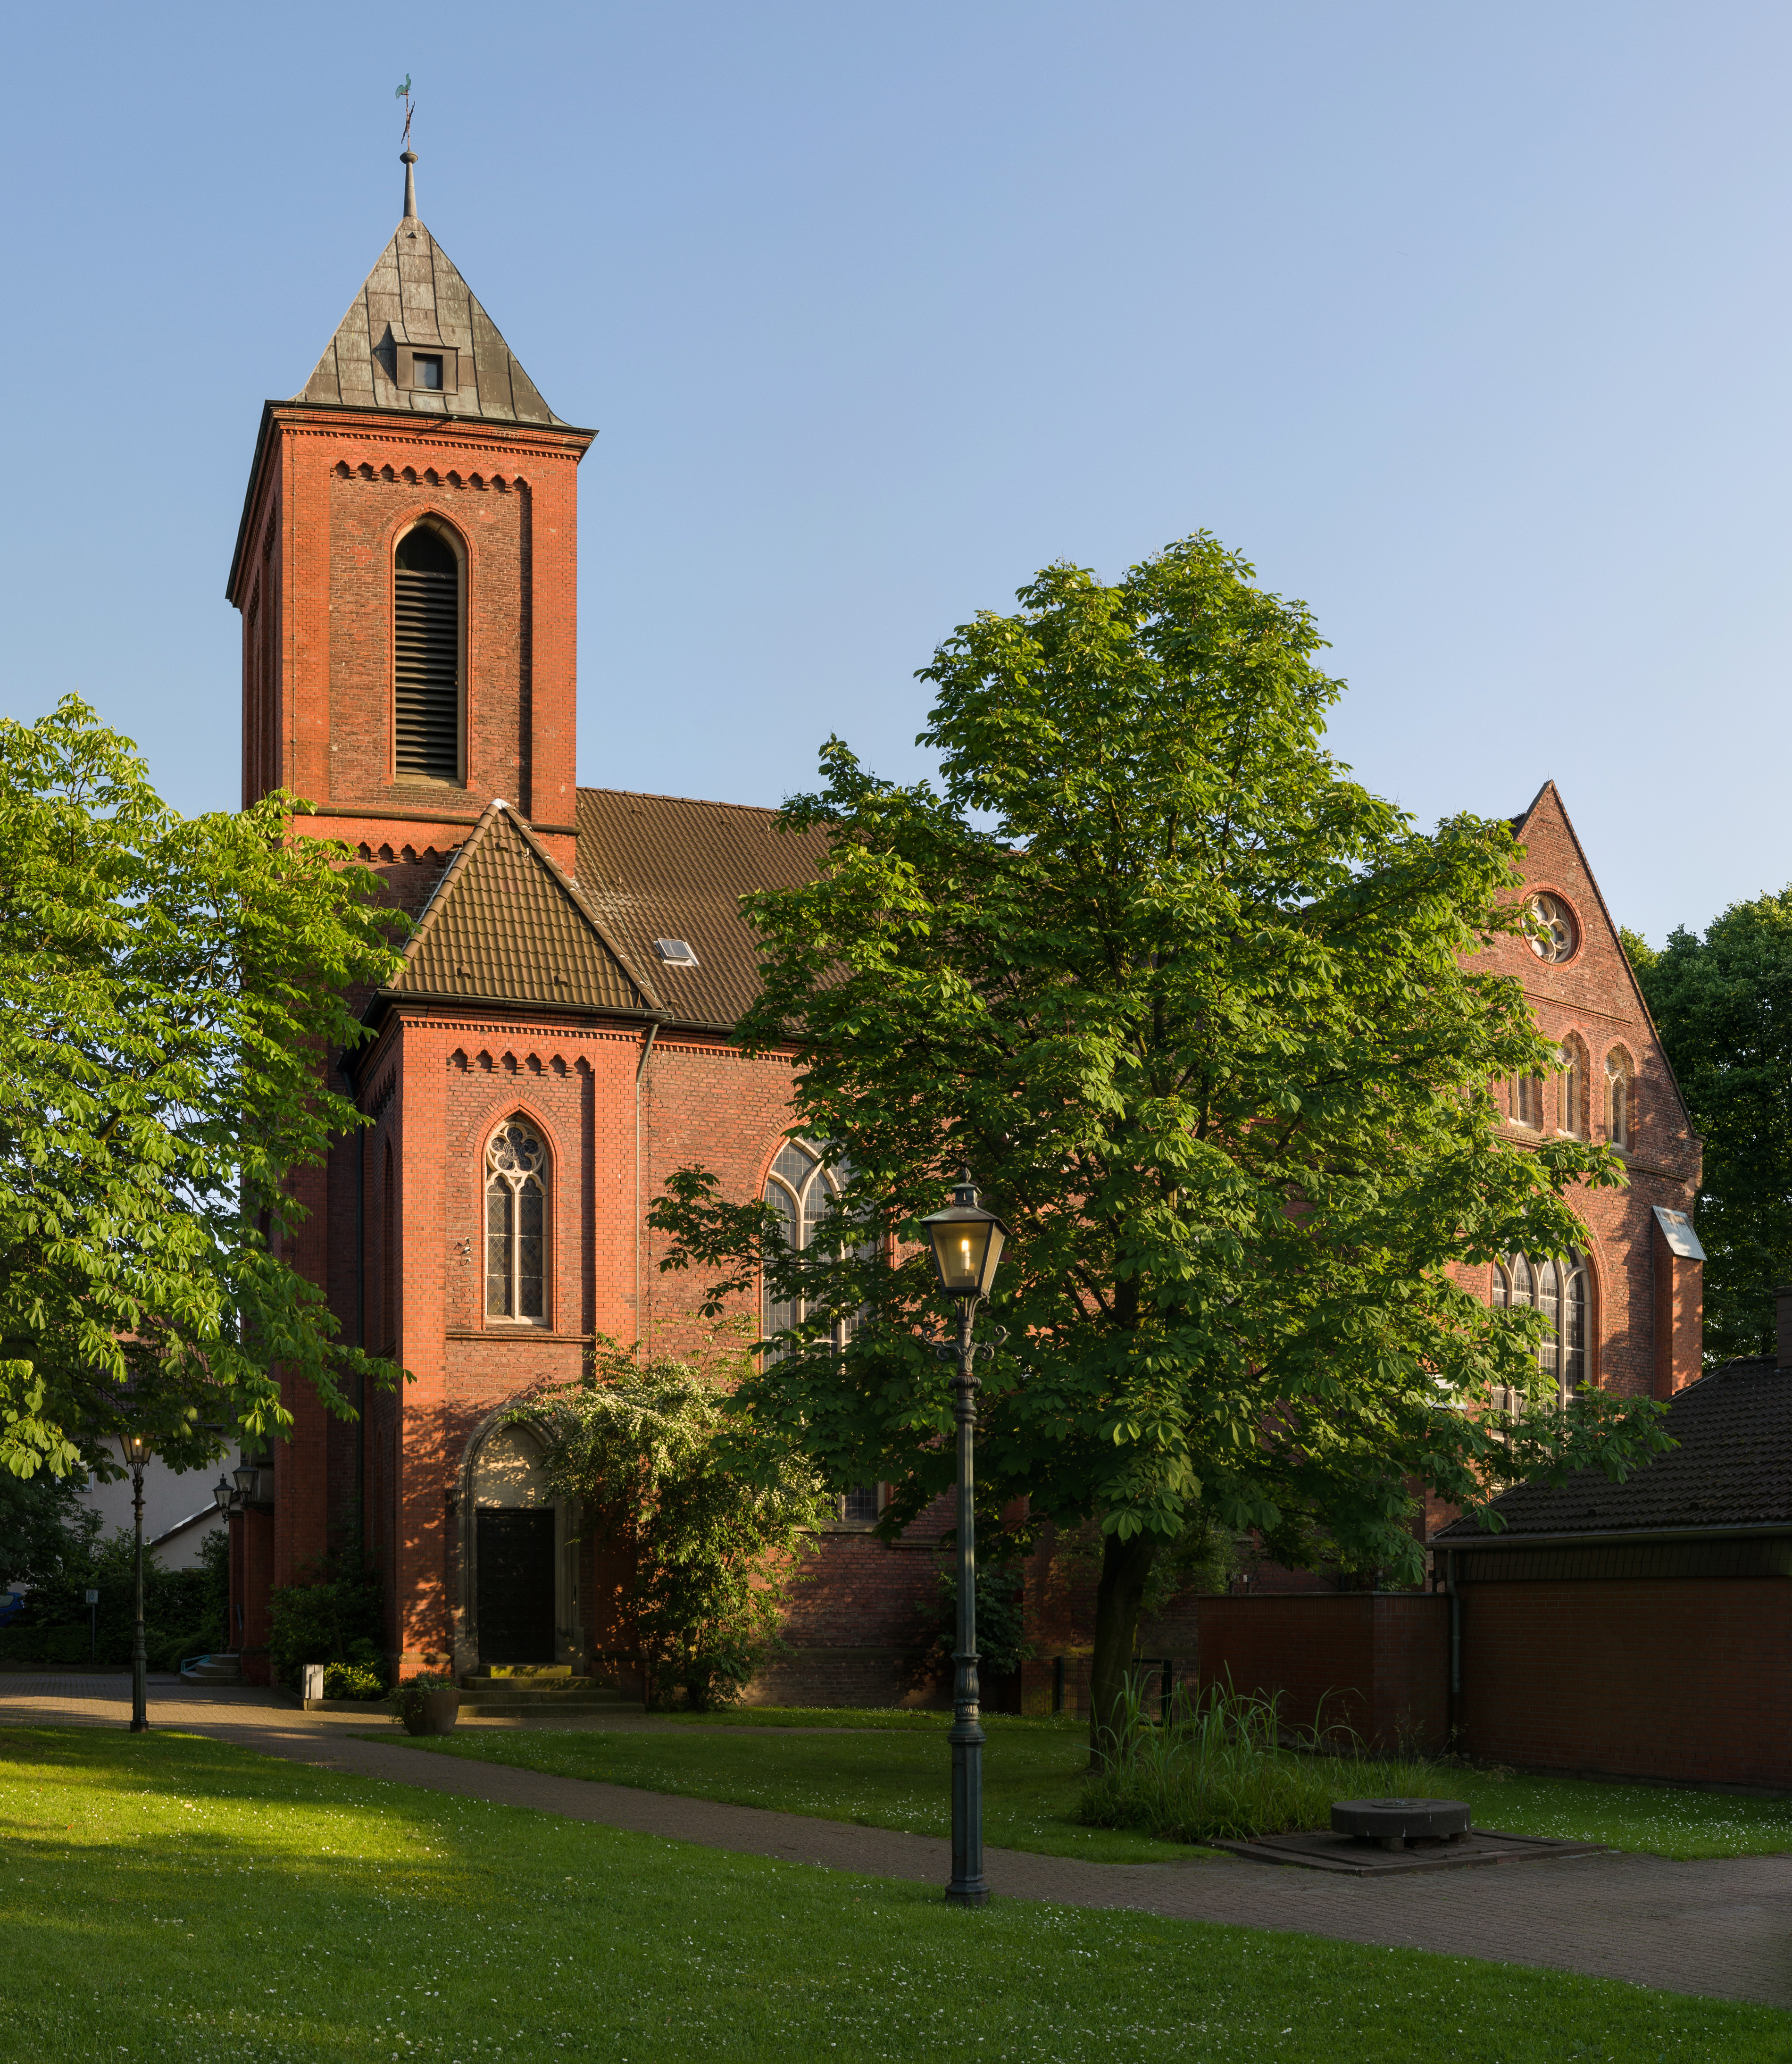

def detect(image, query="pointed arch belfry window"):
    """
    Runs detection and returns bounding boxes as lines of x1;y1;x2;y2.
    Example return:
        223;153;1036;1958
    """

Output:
486;1121;547;1324
394;523;463;781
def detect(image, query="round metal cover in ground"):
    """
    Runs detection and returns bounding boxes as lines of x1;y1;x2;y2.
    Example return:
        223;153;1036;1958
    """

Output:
1332;1798;1471;1841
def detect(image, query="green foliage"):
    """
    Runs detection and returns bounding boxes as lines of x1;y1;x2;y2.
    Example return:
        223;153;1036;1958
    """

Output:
389;1672;456;1721
0;695;408;1483
933;1558;1035;1679
523;1335;832;1711
266;1553;383;1686
1627;894;1792;1362
0;1517;226;1666
0;1467;97;1592
650;535;1670;1749
1077;1677;1439;1843
322;1660;388;1700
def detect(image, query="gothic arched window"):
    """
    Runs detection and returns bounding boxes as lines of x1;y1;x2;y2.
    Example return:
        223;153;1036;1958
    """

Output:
1496;1248;1590;1403
1559;1038;1586;1137
1606;1050;1633;1151
763;1138;875;1521
486;1121;547;1324
394;522;462;782
1510;1073;1543;1128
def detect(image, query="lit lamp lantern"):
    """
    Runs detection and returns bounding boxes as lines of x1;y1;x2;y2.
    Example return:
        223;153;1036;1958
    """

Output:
920;1170;1009;1303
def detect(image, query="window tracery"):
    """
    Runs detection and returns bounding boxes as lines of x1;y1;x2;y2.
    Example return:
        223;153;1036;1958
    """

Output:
1606;1050;1633;1150
1493;1248;1589;1403
763;1137;876;1521
1527;893;1577;963
486;1120;547;1323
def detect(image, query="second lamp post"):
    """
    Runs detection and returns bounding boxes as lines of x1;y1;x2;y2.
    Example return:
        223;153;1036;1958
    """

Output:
920;1167;1009;1908
118;1430;151;1732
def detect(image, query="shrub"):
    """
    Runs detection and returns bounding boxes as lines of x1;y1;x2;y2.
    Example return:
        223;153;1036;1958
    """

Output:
323;1659;388;1701
1076;1677;1448;1845
931;1559;1034;1678
527;1337;832;1713
267;1553;383;1686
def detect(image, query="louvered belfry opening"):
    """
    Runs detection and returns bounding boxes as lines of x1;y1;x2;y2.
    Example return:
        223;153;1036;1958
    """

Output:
393;524;461;779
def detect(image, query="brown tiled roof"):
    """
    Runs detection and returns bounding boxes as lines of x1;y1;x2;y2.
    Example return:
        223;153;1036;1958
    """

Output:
295;212;564;427
1434;1356;1792;1543
388;802;658;1013
574;788;828;1029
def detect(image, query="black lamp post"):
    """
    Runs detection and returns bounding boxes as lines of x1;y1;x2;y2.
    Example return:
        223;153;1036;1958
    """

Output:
919;1167;1009;1908
118;1430;151;1732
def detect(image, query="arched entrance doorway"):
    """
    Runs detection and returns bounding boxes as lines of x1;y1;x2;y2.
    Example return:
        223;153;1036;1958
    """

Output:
458;1418;580;1674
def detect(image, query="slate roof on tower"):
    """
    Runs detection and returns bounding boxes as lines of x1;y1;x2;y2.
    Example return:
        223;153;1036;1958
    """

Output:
294;169;565;425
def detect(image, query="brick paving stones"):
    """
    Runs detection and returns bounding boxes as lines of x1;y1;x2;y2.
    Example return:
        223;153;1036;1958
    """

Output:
3;1676;1789;2013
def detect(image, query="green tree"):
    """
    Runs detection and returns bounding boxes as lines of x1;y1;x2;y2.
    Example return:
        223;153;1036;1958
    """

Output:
0;696;406;1483
1625;902;1792;1362
0;1467;98;1593
652;535;1673;1753
522;1337;832;1710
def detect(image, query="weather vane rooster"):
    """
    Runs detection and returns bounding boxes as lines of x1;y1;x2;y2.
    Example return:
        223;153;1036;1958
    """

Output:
396;75;415;148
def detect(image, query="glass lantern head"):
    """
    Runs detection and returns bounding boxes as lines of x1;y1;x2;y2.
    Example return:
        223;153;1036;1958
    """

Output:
118;1431;151;1469
233;1462;260;1501
212;1476;235;1515
919;1169;1009;1301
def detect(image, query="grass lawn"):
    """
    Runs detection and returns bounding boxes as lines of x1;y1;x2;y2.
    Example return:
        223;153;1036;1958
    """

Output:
389;1716;1183;1864
2;1727;1784;2063
394;1711;1792;1863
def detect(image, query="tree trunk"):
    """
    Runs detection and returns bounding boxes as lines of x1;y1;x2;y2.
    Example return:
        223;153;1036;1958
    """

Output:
1088;1528;1158;1766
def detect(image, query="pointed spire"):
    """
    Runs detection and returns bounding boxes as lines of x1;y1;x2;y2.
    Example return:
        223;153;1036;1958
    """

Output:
401;150;418;220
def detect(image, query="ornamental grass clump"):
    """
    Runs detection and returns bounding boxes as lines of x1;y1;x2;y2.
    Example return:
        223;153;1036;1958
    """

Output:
1077;1678;1447;1845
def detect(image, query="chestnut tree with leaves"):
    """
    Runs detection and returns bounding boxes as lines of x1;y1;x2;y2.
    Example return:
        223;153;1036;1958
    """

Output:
651;536;1673;1752
0;696;406;1484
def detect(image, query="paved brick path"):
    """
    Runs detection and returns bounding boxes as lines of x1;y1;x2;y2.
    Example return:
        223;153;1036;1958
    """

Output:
4;1675;1790;2011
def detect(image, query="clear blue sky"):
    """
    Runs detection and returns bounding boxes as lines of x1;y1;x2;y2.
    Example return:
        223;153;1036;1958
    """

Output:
1;2;1785;945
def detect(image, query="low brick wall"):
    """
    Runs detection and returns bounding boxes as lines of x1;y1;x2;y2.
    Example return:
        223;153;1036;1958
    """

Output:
1194;1593;1449;1753
1455;1574;1792;1788
742;1647;945;1709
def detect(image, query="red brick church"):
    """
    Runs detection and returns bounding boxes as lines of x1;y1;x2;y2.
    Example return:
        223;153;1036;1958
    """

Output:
218;159;1706;1703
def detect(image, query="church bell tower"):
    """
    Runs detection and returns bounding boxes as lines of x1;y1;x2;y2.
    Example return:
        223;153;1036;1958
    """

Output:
226;152;594;880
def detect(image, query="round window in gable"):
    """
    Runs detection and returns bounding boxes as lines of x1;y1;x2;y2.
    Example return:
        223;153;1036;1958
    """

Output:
1527;893;1577;963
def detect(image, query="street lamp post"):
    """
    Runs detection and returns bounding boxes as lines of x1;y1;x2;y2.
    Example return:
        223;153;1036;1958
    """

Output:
919;1168;1010;1909
118;1431;151;1732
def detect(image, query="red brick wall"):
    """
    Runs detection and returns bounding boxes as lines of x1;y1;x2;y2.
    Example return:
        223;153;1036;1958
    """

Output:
1192;1595;1449;1753
1456;784;1703;1400
231;405;592;875
1457;1576;1792;1787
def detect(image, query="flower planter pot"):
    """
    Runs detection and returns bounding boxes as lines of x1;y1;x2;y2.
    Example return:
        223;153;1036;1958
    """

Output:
401;1688;460;1737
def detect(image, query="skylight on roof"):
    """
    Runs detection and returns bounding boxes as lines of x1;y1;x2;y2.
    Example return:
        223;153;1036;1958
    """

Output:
655;938;699;967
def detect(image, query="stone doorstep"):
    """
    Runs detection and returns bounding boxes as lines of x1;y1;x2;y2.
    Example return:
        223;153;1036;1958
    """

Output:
1210;1828;1612;1877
